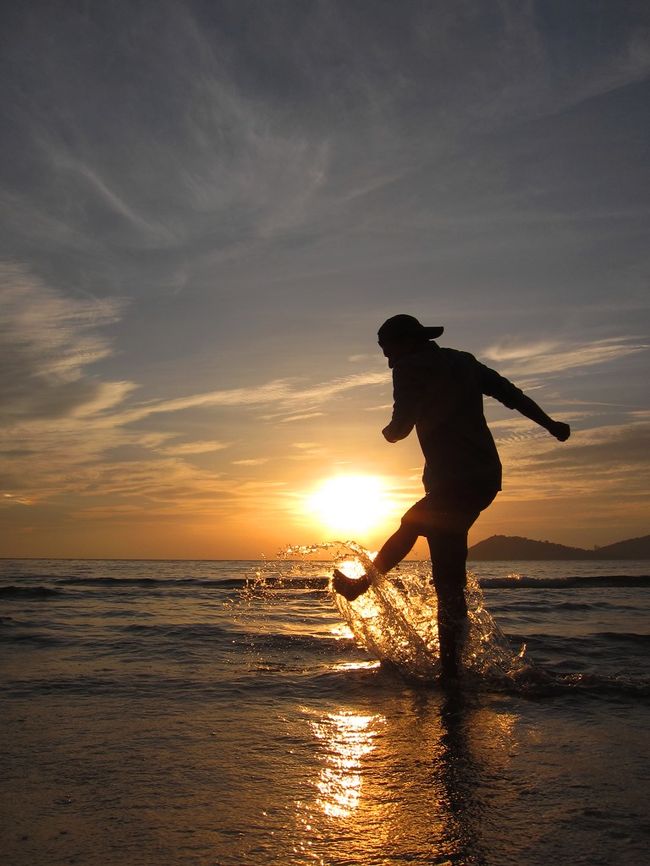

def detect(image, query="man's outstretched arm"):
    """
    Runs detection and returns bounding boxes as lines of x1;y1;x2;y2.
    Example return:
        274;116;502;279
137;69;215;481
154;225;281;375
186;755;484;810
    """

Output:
511;394;571;441
480;364;571;441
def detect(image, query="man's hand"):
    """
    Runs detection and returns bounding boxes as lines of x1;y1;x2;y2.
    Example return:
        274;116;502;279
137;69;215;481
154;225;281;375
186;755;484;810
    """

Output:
382;425;398;443
547;420;571;442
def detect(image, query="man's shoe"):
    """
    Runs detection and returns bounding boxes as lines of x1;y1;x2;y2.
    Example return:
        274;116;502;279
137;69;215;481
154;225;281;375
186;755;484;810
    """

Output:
333;568;372;601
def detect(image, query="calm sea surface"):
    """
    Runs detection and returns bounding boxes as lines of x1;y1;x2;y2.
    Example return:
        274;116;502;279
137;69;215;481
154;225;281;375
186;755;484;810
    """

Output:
1;557;649;866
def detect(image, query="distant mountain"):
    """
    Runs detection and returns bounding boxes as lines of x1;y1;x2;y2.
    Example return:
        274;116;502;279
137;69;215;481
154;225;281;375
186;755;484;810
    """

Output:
468;534;650;561
468;535;587;560
593;535;650;559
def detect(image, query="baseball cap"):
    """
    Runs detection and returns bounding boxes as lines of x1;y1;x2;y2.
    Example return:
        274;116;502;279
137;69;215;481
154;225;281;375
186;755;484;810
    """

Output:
377;314;444;344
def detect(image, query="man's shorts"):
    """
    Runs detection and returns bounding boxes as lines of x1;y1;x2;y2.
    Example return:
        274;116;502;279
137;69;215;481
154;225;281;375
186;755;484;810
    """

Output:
400;488;497;537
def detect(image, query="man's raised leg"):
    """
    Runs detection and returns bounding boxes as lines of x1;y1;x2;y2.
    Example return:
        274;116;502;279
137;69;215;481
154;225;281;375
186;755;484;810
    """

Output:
333;523;419;601
373;523;419;574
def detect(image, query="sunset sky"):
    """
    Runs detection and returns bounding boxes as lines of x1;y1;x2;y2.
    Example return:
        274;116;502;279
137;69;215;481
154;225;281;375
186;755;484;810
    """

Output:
1;1;649;558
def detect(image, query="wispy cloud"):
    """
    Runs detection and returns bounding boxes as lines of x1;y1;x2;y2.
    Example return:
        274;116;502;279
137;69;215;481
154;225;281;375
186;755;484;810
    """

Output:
160;440;230;456
0;263;131;423
109;371;388;428
289;441;327;461
482;336;648;379
62;159;177;247
498;421;650;501
277;412;326;424
1;492;32;507
0;265;390;517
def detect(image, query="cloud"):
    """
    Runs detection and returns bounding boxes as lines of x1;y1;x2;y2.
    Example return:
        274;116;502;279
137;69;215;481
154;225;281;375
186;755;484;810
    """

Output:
528;422;650;471
0;266;390;516
10;0;645;300
277;412;326;424
61;159;176;247
106;370;388;428
0;262;132;423
160;440;230;456
497;421;650;502
288;441;327;461
2;257;646;538
1;492;32;507
482;336;648;379
66;460;287;520
0;2;331;267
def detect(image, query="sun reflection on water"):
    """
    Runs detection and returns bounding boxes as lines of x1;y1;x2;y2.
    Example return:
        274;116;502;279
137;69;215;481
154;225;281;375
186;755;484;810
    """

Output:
289;696;524;865
309;711;385;819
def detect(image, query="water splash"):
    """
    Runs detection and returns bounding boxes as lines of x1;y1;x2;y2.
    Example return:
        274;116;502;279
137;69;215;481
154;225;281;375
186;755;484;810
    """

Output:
260;541;532;686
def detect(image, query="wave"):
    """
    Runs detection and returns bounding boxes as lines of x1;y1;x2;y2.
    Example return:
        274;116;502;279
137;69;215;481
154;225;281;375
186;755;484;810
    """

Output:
1;573;645;608
503;668;650;700
59;576;209;587
0;584;65;598
55;575;317;589
114;621;353;653
4;661;648;702
480;575;650;588
116;621;232;639
593;631;650;646
0;632;64;646
49;573;650;590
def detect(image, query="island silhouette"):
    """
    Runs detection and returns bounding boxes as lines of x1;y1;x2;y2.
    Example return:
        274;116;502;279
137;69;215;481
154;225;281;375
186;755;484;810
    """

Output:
467;534;650;561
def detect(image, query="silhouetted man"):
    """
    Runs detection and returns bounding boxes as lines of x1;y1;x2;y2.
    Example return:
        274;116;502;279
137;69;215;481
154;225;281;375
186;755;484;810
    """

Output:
334;314;570;682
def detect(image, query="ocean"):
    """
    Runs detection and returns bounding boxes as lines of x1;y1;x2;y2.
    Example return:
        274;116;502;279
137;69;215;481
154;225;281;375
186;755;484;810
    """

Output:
1;554;649;866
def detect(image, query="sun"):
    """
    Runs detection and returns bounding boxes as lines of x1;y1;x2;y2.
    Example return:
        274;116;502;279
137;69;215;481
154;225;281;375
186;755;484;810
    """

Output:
307;474;393;537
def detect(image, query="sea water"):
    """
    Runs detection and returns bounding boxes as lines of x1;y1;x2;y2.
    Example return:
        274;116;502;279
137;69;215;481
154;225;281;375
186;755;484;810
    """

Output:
1;555;649;865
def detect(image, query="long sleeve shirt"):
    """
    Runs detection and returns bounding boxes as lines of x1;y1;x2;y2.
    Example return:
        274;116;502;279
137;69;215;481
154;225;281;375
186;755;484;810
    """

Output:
383;342;527;497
